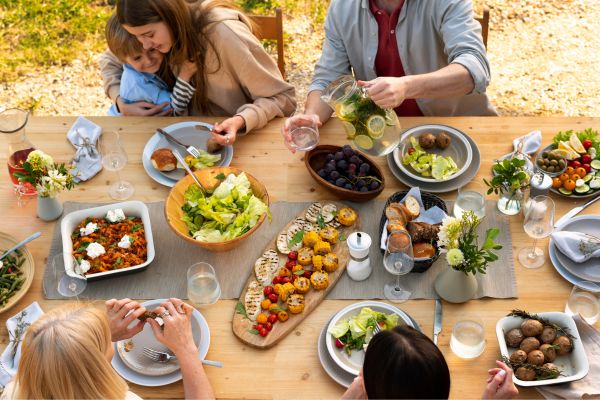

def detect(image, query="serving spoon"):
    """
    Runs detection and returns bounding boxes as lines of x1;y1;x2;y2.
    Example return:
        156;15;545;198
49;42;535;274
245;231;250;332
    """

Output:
0;232;41;261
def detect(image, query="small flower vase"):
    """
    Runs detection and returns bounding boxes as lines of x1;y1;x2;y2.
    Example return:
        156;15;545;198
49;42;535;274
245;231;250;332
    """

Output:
497;187;525;216
434;266;478;303
37;195;63;221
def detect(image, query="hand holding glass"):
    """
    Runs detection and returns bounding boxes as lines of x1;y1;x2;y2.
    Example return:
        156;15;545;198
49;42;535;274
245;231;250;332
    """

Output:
518;195;554;269
287;113;319;151
99;131;134;200
383;231;414;302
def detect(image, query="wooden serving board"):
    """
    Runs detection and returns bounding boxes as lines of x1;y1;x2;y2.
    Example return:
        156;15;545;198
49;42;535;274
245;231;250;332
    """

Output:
232;201;360;349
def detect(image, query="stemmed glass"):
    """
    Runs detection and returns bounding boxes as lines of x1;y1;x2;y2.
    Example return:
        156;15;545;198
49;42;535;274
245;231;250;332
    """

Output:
99;131;134;200
54;253;87;299
383;230;414;302
518;195;555;269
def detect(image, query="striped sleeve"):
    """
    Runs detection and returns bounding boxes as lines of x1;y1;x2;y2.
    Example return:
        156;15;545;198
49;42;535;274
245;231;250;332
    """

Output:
171;78;196;116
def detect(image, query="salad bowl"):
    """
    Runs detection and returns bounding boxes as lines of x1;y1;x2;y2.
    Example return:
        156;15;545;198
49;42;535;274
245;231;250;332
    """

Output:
165;167;269;252
394;124;473;183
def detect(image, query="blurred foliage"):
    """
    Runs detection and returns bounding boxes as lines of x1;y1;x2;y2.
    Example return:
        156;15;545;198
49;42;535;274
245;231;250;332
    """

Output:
235;0;329;25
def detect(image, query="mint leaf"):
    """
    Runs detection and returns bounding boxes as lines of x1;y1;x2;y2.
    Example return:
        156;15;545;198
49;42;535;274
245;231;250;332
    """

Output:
76;242;91;252
339;234;346;241
288;229;304;248
248;329;260;335
293;270;305;276
235;302;248;318
317;213;326;229
131;224;143;232
215;173;226;181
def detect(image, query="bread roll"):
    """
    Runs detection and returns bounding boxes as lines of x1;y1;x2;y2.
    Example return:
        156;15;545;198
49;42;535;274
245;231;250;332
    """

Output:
151;148;177;171
387;223;408;234
413;242;436;258
385;203;407;226
403;196;421;219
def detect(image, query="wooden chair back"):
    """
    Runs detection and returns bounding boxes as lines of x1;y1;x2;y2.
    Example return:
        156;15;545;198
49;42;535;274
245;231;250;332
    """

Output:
248;8;285;79
475;7;490;49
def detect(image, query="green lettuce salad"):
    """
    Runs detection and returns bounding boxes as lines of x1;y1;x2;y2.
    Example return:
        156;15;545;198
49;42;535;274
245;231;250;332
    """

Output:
181;172;270;242
328;307;399;355
402;137;459;180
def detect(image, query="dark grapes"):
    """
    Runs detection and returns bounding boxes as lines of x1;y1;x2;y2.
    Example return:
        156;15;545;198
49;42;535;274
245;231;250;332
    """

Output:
335;177;346;187
317;169;327;178
317;149;381;193
324;162;335;173
334;151;344;161
326;153;335;161
348;163;357;173
344;183;353;190
369;181;380;190
359;163;371;173
330;170;340;180
342;146;354;158
349;155;361;165
359;187;368;192
357;179;366;188
337;160;348;170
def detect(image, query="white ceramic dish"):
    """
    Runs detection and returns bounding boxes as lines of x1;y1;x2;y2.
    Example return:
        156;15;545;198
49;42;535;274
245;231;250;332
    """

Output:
394;124;472;183
496;312;589;387
142;121;233;187
325;301;415;376
112;299;210;386
60;201;155;281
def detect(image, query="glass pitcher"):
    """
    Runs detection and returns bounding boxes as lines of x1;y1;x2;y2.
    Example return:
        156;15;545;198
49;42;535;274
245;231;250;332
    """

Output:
321;75;401;156
0;108;37;196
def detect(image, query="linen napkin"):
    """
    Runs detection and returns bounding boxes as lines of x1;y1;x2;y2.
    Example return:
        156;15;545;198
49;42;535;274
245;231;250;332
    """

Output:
498;130;543;161
380;187;448;250
551;231;600;263
0;302;44;387
536;315;600;399
67;117;102;182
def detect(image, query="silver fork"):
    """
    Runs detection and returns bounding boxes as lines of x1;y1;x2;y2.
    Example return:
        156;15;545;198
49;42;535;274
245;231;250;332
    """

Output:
142;347;223;368
157;128;202;158
373;322;382;334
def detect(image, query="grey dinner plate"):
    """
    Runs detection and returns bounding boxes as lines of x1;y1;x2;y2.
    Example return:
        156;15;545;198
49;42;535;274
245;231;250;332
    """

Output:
142;121;233;187
387;125;481;193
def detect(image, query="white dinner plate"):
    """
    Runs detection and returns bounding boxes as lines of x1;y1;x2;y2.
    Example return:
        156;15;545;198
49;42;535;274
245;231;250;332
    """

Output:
111;299;210;386
549;215;600;286
142;121;233;187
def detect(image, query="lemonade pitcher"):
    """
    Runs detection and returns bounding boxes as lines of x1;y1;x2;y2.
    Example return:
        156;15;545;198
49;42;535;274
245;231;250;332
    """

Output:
0;108;37;196
321;75;401;156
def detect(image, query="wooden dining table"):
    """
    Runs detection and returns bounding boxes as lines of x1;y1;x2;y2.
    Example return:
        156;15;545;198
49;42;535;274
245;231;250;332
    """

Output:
0;116;599;399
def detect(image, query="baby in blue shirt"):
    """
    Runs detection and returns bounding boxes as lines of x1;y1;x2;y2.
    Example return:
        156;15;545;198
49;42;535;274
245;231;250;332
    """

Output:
105;14;196;116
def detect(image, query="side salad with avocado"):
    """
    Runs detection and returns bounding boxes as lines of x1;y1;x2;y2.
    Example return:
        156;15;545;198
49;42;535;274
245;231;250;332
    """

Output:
402;136;459;180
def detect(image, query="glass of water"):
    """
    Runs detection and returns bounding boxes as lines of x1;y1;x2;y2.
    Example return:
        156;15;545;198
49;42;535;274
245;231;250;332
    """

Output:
454;182;486;219
99;131;134;200
288;112;319;151
54;253;87;299
450;319;486;359
565;282;600;325
187;262;221;306
518;195;554;269
383;231;414;303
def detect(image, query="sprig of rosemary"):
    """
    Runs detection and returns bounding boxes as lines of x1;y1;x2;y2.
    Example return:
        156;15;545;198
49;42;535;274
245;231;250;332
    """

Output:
8;310;30;360
501;356;561;381
506;309;575;341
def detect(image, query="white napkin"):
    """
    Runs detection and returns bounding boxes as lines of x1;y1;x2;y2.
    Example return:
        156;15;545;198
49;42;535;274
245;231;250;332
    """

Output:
498;130;542;161
380;187;448;250
0;302;44;387
67;117;102;182
551;231;600;263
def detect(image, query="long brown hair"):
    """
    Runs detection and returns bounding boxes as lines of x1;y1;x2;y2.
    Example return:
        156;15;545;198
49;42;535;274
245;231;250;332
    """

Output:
116;0;246;113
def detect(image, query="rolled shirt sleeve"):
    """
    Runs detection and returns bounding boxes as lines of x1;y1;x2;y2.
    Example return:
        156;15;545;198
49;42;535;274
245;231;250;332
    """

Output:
99;50;124;102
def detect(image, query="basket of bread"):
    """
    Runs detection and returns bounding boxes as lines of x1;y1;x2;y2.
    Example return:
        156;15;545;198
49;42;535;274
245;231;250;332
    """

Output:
379;190;447;273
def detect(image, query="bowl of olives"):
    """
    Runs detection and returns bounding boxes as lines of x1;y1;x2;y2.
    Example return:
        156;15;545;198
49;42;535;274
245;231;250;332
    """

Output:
535;145;567;176
496;310;588;387
305;144;385;201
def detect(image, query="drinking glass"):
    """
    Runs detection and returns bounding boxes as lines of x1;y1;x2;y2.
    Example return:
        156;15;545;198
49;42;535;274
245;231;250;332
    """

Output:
454;182;486;219
287;112;319;151
54;253;87;298
187;262;221;306
565;282;600;325
518;195;554;269
99;131;134;200
450;319;486;359
383;231;414;302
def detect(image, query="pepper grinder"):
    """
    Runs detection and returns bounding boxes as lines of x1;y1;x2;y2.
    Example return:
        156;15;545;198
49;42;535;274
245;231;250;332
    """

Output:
346;232;372;281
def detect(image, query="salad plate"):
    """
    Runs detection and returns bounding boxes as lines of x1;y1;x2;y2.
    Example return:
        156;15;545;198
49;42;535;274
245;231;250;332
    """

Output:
325;301;416;376
387;130;481;193
142;121;233;188
112;299;210;386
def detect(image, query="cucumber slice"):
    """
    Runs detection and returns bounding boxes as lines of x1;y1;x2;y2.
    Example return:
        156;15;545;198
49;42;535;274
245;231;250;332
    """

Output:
583;174;594;183
591;159;600;170
558;188;573;195
575;184;590;194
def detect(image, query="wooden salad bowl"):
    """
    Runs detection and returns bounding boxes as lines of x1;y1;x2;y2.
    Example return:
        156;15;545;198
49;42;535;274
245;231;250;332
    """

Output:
165;167;269;252
305;145;385;201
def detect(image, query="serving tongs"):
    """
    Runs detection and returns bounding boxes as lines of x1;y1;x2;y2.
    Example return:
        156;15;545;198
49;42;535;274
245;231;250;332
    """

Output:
172;150;208;194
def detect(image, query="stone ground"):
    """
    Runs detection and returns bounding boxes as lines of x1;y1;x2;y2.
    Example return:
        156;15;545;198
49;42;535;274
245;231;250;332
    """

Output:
1;0;598;117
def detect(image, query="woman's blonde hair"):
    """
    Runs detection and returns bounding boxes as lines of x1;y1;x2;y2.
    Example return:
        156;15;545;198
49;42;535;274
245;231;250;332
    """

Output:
15;304;128;399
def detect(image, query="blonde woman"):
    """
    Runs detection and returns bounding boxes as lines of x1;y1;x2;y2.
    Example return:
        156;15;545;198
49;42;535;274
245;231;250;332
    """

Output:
1;298;214;399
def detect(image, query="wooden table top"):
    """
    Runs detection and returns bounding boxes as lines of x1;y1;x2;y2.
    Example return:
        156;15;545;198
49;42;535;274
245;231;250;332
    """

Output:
0;116;599;399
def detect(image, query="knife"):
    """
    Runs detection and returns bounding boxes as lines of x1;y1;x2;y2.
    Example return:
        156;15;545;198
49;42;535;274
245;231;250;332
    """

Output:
433;298;442;346
157;128;189;148
554;195;600;229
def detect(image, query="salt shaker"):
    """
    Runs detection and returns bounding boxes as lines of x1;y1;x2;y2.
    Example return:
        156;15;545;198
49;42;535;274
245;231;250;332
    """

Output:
346;232;372;281
530;172;552;198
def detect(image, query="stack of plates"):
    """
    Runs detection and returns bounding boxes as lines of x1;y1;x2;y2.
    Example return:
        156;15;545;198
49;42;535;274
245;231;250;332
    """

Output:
317;301;421;387
142;121;233;187
111;299;210;386
387;124;481;193
549;215;600;291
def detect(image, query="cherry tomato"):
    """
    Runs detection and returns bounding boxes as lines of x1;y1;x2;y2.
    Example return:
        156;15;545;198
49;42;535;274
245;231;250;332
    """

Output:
256;323;265;330
253;324;260;330
288;251;298;260
575;167;587;178
581;154;592;164
552;177;562;189
281;276;291;284
268;293;279;303
272;276;281;285
266;322;273;331
256;313;268;325
273;283;283;295
268;314;278;324
263;286;274;296
570;174;581;181
583;164;592;173
563;179;576;191
408;147;416;155
572;161;582;169
278;267;291;278
285;260;297;269
277;311;289;322
583;139;593;149
566;166;575;175
335;339;344;349
259;328;269;337
559;173;569;182
303;270;312;278
292;264;303;273
261;299;272;310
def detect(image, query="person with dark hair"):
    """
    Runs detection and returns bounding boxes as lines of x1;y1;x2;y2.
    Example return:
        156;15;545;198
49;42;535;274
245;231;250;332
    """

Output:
100;0;296;145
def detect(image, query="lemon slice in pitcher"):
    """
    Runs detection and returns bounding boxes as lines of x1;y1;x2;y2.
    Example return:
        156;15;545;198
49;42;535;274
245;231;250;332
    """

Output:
366;115;385;139
341;121;356;139
354;135;374;150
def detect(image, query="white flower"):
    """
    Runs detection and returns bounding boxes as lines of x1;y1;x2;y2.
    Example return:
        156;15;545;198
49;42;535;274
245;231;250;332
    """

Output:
446;248;465;266
27;150;53;169
438;216;461;250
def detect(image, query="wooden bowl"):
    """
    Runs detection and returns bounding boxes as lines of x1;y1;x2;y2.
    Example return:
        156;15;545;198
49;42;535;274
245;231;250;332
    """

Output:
0;232;34;314
305;145;385;201
165;167;269;252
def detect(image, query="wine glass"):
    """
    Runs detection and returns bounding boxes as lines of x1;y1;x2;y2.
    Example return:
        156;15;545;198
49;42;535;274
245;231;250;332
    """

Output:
383;230;414;302
99;131;134;200
54;253;87;298
518;195;555;269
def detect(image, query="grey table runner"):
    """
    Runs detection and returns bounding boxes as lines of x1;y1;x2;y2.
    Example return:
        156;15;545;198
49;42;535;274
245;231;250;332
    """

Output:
44;200;517;300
